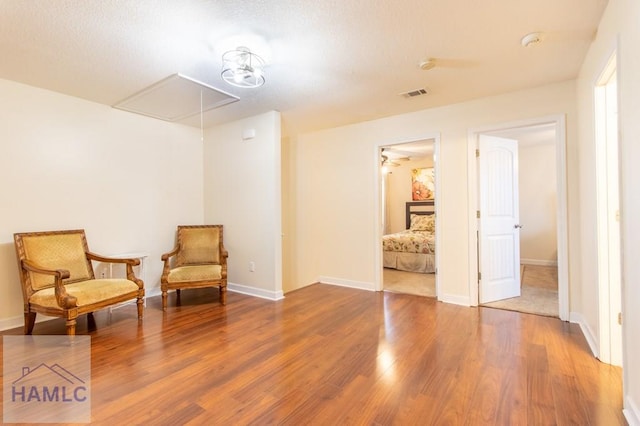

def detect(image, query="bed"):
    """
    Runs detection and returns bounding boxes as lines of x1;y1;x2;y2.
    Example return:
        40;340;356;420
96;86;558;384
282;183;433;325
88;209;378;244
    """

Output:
383;201;435;273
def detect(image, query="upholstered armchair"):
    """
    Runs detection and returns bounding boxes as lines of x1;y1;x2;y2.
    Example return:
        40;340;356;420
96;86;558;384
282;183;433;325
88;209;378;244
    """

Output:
14;229;145;335
160;225;228;311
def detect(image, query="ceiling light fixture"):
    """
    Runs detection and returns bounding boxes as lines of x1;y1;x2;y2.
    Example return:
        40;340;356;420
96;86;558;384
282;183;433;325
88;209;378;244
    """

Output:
221;46;265;88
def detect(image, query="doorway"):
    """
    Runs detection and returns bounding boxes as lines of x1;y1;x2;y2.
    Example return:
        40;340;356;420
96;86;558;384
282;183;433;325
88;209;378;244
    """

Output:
378;138;439;298
467;116;569;320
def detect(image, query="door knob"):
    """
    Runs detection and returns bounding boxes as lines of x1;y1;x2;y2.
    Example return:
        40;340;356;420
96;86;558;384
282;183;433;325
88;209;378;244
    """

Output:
514;224;523;229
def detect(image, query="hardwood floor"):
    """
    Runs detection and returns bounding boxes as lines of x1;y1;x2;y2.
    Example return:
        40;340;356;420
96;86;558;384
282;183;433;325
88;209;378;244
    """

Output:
1;284;625;425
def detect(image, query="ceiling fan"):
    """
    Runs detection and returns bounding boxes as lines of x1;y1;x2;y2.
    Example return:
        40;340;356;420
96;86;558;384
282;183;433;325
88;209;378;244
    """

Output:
381;148;410;167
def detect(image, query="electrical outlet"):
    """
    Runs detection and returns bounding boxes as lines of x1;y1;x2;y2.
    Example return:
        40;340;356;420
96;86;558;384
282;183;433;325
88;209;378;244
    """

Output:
249;261;255;272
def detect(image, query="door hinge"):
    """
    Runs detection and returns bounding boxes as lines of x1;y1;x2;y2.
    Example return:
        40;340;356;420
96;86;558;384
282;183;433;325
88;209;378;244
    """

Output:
476;149;480;157
618;312;622;325
477;210;480;218
478;272;482;281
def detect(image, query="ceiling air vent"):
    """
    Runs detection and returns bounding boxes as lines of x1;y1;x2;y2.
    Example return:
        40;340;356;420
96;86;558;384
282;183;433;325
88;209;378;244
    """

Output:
400;88;428;98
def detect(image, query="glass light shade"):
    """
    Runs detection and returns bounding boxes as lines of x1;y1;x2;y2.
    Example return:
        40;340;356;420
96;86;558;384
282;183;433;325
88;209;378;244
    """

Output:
221;47;265;88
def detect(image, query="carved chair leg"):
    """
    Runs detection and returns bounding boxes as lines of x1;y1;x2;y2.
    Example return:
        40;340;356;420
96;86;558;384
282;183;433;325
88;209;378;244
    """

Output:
137;297;144;319
162;291;168;311
66;319;77;335
220;285;227;305
24;312;36;335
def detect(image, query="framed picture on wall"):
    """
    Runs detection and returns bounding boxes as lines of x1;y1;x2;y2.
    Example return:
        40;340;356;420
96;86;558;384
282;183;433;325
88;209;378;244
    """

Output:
411;167;435;200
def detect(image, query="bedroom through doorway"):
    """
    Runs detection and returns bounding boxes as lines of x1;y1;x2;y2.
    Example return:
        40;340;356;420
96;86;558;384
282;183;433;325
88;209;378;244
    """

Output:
380;139;437;298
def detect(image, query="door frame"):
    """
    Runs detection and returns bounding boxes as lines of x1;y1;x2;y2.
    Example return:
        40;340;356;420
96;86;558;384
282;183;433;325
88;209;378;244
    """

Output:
594;50;622;365
374;133;441;296
467;115;569;320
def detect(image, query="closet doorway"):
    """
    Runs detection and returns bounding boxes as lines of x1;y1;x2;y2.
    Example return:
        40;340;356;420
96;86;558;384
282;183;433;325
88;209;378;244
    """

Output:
478;125;560;317
380;138;439;298
468;116;569;320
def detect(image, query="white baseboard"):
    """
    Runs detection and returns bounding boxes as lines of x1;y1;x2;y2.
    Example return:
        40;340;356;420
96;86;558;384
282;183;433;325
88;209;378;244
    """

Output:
0;316;26;332
0;313;58;332
624;395;640;426
569;311;599;358
227;282;284;301
0;285;277;332
317;276;375;291
439;293;471;306
521;258;558;266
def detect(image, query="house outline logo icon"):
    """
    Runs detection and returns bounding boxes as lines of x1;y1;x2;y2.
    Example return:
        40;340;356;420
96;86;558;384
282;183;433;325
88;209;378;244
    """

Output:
11;362;88;403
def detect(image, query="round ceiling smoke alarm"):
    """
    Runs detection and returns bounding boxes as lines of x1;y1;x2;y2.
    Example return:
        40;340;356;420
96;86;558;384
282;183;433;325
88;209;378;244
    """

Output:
521;32;543;47
419;58;436;71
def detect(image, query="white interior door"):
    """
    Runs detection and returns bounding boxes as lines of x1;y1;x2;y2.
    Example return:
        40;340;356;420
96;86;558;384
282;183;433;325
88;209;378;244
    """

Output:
479;135;521;304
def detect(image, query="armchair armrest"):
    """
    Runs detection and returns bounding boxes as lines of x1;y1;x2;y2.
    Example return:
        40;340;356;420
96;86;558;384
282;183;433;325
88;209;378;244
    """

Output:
22;258;70;280
160;246;179;282
21;260;77;309
86;251;140;266
161;246;180;262
86;252;143;288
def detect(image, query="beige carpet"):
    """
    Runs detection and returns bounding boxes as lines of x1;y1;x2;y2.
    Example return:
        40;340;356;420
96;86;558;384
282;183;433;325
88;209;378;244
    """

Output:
383;268;436;298
384;265;558;317
482;264;558;317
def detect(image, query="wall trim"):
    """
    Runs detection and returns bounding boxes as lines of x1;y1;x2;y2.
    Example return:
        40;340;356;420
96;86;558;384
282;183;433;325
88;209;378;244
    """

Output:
624;395;640;426
521;258;558;266
569;311;599;358
318;276;375;291
0;284;276;332
0;314;57;333
439;293;470;307
0;316;26;332
228;282;284;301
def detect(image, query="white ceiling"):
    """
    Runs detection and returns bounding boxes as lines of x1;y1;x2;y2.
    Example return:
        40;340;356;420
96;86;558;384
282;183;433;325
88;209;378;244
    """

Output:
0;0;608;136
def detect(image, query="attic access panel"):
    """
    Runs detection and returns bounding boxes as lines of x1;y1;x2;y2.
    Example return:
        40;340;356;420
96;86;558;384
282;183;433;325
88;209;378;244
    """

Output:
113;74;239;122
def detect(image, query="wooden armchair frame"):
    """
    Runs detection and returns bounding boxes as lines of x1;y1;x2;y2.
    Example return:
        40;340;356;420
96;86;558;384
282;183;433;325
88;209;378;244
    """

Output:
160;225;228;310
14;229;145;335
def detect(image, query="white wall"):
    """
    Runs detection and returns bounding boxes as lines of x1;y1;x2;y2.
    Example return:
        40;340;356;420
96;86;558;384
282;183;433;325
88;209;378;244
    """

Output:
576;0;640;422
0;78;204;330
203;111;283;300
292;81;578;305
519;142;557;264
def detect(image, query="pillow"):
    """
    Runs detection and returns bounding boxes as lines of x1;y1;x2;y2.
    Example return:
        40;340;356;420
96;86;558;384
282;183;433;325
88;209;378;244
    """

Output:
410;214;435;232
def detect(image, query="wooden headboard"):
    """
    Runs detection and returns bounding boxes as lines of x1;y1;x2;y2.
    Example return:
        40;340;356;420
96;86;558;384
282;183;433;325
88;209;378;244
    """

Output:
406;201;435;229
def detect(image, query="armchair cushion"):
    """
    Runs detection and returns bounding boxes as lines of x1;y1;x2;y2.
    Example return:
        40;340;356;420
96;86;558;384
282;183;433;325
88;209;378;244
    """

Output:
167;265;222;283
29;279;139;309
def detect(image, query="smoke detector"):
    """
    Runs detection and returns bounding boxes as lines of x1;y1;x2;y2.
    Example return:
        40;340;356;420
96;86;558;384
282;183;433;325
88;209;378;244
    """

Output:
419;58;436;71
521;32;543;47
